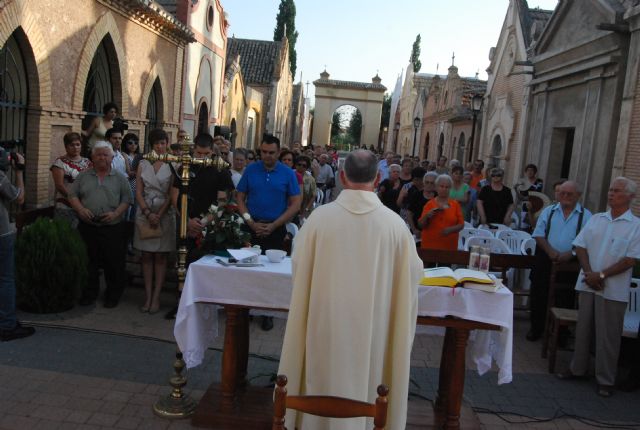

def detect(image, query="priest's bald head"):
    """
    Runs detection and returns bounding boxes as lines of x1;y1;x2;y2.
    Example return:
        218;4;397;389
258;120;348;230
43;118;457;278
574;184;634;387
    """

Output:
340;149;380;191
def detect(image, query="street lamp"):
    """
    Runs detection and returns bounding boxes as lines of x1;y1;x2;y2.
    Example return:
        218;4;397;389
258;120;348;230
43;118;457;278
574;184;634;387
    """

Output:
394;122;400;152
468;94;483;163
412;116;421;157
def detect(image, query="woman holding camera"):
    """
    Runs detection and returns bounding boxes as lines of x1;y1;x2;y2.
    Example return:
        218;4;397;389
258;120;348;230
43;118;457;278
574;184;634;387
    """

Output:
133;129;176;314
50;132;92;227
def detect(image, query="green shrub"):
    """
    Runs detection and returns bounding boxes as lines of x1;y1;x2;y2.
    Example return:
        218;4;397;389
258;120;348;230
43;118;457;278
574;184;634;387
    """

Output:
16;217;88;313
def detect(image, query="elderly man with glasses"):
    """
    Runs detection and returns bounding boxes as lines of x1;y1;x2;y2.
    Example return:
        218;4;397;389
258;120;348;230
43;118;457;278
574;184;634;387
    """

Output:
557;177;640;398
527;181;592;341
477;167;515;227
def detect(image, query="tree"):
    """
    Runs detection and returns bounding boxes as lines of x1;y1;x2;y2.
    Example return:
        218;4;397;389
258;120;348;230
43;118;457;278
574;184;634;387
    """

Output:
273;0;299;78
380;93;392;129
348;109;362;144
410;34;422;73
331;111;342;140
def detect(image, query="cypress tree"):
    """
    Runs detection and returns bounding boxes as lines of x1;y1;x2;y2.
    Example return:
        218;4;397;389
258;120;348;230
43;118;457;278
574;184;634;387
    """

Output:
273;0;299;78
410;34;422;73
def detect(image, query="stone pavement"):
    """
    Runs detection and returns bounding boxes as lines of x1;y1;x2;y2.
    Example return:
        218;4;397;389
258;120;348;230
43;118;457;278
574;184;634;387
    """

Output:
1;286;640;429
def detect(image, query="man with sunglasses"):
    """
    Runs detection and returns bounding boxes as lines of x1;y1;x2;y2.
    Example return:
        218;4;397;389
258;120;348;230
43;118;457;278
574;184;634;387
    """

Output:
477;167;515;226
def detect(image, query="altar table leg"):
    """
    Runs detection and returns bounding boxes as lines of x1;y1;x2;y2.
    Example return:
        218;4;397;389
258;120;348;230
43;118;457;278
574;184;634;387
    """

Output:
221;306;240;409
445;328;470;430
435;327;456;427
236;309;250;389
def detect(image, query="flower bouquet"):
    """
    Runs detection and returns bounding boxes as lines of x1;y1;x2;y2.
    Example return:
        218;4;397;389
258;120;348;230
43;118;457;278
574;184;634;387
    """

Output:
198;202;251;254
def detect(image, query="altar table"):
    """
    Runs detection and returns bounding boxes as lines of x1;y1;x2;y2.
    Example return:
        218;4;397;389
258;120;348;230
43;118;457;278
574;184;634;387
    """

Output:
174;254;514;429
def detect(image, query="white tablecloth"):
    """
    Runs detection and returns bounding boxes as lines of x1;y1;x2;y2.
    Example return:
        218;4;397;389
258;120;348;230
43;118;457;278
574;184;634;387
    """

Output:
174;255;514;384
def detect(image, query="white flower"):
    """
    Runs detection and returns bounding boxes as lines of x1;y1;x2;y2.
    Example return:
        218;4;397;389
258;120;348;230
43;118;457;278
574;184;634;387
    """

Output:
235;217;244;225
217;210;223;218
209;204;218;213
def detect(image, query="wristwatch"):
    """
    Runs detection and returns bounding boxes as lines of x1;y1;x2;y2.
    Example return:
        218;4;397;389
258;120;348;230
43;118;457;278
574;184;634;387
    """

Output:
242;212;252;222
599;272;606;280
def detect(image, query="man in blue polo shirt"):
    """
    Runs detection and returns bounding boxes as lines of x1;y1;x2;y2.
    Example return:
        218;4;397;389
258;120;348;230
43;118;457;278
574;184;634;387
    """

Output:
237;134;301;330
527;180;592;341
237;134;300;249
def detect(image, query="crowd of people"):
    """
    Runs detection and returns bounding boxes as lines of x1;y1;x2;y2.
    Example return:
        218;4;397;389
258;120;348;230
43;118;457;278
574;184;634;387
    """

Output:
1;101;639;410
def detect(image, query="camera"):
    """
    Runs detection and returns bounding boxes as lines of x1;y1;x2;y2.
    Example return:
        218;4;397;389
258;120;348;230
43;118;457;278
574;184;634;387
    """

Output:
0;142;24;173
0;139;22;151
113;117;129;132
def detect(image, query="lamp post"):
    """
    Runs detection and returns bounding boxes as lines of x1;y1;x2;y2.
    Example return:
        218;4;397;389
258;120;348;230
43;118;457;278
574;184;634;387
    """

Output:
468;94;483;163
412;116;421;157
394;122;400;153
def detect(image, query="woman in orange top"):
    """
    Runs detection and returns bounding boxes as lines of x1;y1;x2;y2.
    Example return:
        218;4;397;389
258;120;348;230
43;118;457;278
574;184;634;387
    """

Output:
419;174;464;250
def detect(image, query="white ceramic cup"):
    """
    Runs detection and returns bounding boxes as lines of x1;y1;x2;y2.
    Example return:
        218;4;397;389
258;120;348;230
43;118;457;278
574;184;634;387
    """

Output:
266;249;286;263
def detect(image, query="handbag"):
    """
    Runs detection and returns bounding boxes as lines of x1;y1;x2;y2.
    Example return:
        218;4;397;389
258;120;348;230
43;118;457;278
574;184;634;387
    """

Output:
137;218;162;240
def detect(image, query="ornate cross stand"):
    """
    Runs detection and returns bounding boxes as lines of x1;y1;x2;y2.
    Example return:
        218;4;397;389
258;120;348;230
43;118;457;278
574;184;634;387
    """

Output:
143;134;229;419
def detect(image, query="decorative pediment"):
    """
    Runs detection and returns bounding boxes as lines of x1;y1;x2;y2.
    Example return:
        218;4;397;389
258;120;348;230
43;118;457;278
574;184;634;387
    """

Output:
534;0;625;56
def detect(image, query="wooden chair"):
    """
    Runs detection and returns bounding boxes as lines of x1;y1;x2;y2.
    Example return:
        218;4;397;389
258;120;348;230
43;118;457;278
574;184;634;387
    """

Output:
623;278;640;338
273;375;389;430
541;261;581;373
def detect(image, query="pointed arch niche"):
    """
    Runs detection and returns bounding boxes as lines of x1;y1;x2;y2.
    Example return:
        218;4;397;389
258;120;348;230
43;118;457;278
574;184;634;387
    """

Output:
73;12;127;116
144;77;164;149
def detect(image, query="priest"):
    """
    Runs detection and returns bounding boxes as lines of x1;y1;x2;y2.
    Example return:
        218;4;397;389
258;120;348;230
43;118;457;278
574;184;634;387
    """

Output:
278;149;423;429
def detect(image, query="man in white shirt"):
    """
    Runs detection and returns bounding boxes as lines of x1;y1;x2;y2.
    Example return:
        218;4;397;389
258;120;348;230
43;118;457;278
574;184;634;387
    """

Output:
315;154;335;204
558;177;640;397
106;128;130;178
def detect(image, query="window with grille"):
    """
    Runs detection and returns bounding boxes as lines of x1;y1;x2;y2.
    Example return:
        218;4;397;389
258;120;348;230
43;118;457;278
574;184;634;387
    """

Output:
0;31;28;149
197;102;209;135
82;38;113;117
145;78;162;150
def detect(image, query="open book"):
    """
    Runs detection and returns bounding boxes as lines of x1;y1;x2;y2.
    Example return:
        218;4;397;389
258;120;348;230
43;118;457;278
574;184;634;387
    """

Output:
463;277;504;293
420;267;494;288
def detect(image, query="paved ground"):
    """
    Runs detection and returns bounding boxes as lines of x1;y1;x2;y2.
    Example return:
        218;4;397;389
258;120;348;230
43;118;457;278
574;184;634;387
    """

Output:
2;285;640;429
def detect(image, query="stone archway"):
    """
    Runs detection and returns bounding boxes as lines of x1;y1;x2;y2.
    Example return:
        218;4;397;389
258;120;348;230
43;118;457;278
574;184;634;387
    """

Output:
312;70;386;147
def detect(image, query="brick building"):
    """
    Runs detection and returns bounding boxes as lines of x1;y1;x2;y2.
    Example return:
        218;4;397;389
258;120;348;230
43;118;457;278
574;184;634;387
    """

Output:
226;36;293;147
478;0;552;186
0;0;193;207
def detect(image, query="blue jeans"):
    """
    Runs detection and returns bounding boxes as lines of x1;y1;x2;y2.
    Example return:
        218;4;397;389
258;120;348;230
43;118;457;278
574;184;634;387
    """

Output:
0;233;17;330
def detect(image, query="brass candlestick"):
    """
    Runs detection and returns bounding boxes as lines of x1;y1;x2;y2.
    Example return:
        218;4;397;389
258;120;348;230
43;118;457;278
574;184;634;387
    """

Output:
146;134;229;419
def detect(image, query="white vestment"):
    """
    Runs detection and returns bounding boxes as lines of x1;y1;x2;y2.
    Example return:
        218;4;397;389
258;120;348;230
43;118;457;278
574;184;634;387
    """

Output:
278;189;423;430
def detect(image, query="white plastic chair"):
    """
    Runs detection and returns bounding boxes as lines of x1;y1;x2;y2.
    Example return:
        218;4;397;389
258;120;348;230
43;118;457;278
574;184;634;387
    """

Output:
285;223;299;253
478;223;510;237
497;230;532;254
458;228;494;250
464;221;473;229
521;237;536;255
517;237;537;294
458;228;477;250
314;189;324;207
464;236;512;254
623;278;640;338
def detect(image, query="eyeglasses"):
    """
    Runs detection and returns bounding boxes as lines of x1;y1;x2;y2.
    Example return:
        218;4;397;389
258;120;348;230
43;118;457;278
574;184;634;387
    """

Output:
297;163;308;168
220;152;229;156
491;174;503;178
247;157;255;161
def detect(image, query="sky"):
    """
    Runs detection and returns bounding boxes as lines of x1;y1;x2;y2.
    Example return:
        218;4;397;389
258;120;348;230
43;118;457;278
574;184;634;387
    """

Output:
222;0;559;104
